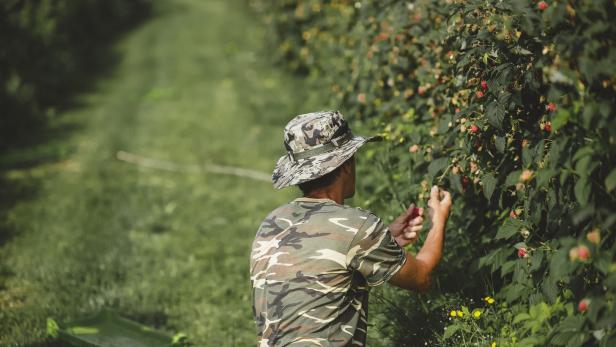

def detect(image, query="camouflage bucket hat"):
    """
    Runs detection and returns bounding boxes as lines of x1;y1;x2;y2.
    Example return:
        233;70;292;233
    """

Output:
272;110;382;189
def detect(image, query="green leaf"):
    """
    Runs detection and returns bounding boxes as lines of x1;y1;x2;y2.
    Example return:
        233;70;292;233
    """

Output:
449;172;463;193
542;277;558;302
47;318;59;338
513;312;531;324
443;324;461;339
482;173;497;200
427;157;449;177
551;109;570;131
574;176;591;205
486;100;505;129
572;146;593;162
552;315;585;334
495;219;524;240
605;273;616;290
501;260;517;277
605;168;616;192
536;169;557;188
495;135;506;153
595;253;611;275
575;155;593;176
530;251;544;272
506;170;522;186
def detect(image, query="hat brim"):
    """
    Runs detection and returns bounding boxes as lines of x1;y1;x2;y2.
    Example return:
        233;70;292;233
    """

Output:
271;135;382;189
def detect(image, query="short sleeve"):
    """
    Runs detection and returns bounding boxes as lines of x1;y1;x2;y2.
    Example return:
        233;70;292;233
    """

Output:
346;213;407;286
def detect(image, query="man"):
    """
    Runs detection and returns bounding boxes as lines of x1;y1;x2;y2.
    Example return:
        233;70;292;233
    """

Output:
251;110;451;346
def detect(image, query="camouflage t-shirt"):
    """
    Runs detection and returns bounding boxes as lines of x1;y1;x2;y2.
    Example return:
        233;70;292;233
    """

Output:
250;197;406;346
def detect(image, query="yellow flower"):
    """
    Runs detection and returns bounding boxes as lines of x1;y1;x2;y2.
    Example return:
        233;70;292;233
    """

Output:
473;310;482;319
456;310;463;317
449;310;457;317
491;343;496;347
484;296;495;304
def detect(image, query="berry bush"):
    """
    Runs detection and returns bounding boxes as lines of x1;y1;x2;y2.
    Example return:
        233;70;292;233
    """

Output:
251;0;616;345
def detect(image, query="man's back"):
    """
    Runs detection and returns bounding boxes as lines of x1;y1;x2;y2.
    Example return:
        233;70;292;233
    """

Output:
250;197;406;346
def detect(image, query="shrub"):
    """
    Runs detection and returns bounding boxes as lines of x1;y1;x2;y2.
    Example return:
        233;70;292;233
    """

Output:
252;0;616;345
0;0;150;150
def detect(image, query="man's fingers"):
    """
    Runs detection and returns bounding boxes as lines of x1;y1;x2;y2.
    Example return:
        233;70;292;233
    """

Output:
404;231;417;239
410;225;422;233
407;216;424;227
403;224;422;237
441;190;452;206
430;185;439;201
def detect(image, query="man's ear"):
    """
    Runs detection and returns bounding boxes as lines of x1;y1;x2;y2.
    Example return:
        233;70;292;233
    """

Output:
341;159;352;174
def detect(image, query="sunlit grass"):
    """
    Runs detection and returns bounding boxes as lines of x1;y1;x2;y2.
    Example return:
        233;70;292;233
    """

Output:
0;0;327;345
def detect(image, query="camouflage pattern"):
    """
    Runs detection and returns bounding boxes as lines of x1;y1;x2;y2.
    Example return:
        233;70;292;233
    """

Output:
250;197;406;346
272;111;380;189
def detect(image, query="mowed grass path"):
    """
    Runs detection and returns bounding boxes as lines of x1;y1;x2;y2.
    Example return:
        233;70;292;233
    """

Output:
0;1;324;345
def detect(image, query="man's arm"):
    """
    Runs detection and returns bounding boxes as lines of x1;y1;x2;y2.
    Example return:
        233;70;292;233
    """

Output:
388;186;451;292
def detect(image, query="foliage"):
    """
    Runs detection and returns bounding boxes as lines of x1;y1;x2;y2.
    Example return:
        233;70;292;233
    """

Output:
252;0;616;345
0;1;315;345
0;0;150;150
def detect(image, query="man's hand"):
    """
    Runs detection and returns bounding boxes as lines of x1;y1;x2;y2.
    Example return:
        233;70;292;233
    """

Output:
389;204;424;248
427;185;452;228
388;185;452;292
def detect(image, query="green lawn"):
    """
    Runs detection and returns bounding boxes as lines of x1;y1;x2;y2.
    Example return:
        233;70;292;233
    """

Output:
0;1;327;345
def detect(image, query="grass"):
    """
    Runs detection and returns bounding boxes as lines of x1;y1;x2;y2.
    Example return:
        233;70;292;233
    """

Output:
0;0;328;345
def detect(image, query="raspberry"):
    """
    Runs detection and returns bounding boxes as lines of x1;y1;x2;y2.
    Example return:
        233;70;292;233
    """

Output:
538;1;548;10
547;103;557;112
518;247;527;258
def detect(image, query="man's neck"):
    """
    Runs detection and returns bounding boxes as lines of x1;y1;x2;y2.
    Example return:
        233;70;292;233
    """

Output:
305;190;344;204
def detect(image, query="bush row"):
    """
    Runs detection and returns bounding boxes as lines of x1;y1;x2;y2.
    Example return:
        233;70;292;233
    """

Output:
0;0;150;150
251;0;616;346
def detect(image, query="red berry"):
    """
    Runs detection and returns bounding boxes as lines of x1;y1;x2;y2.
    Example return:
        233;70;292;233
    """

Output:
510;210;518;219
470;124;479;134
544;121;552;133
461;176;470;189
538;1;548;10
481;80;488;90
357;93;366;104
476;91;484;98
577;245;590;261
518;247;527;258
578;299;589;312
547;103;557;112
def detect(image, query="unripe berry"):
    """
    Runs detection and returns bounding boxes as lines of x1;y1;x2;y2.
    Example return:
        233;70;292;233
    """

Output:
586;229;600;245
